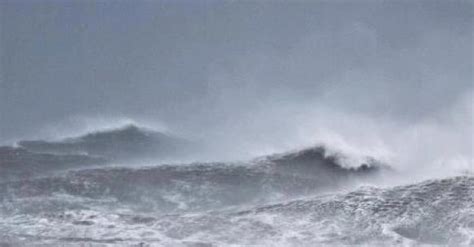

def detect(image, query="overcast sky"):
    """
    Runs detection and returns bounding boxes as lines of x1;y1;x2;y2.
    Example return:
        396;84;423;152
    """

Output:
1;0;472;161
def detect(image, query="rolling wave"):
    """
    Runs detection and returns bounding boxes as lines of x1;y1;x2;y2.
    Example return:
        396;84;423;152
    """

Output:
0;145;383;214
0;125;471;246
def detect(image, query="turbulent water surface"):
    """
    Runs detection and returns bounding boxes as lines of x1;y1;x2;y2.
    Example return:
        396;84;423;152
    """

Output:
0;126;472;246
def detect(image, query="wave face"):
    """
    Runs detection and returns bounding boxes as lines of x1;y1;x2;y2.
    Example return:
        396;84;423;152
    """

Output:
0;146;381;213
0;125;472;246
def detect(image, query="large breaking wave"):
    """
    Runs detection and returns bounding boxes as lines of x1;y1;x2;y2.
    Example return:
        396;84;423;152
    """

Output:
0;125;472;246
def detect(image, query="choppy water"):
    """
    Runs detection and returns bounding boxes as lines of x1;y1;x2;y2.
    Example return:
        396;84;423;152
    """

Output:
0;126;472;246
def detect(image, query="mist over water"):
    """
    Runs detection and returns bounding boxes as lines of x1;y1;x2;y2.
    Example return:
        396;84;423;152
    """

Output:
0;0;473;245
32;88;472;182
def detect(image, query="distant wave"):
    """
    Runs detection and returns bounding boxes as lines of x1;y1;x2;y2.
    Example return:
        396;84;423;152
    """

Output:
17;124;193;162
1;125;385;183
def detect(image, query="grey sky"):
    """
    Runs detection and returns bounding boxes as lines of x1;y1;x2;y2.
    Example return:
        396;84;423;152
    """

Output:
1;0;472;149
